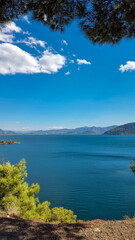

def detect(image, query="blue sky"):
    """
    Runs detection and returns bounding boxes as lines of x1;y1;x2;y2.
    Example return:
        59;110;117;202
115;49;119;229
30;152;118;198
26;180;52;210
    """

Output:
0;15;135;131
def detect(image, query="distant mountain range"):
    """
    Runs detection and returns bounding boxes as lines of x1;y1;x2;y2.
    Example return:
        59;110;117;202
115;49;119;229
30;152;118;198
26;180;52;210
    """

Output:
1;123;135;135
0;129;17;135
0;126;117;135
104;122;135;135
27;126;117;135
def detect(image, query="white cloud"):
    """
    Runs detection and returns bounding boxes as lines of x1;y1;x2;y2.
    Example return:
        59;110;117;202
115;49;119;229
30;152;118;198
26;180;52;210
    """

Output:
65;71;71;75
0;43;39;74
60;48;64;51
18;36;46;48
39;50;66;74
0;43;66;75
73;54;76;57
119;61;135;72
62;40;68;46
0;32;14;43
0;22;22;43
77;59;91;65
2;22;22;33
23;15;30;24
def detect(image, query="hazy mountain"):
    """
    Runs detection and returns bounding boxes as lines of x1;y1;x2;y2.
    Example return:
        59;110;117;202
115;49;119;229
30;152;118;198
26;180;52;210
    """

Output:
104;122;135;135
0;129;17;135
0;125;117;135
27;126;117;135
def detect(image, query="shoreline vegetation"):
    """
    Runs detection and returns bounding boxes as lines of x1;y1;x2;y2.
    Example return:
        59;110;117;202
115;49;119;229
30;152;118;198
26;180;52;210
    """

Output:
0;159;77;224
0;162;135;239
0;140;20;145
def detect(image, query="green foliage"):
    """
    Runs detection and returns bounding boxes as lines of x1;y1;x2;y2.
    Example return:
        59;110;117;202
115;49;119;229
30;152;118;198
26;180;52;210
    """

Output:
0;159;27;200
36;201;53;222
0;159;40;219
36;202;77;223
0;140;5;144
0;159;77;223
80;0;135;44
51;207;77;223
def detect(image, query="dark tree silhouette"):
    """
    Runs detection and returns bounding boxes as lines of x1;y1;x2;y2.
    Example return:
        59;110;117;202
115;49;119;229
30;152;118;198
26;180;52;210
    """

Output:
80;0;135;44
0;0;135;44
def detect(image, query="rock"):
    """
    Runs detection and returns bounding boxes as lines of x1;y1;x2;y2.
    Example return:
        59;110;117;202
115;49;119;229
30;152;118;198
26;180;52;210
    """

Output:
94;228;101;232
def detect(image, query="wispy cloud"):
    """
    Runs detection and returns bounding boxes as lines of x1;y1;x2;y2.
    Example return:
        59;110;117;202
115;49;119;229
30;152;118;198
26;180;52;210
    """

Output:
22;127;34;131
2;22;22;33
49;126;65;130
70;59;74;63
23;31;30;35
0;32;14;43
17;36;46;48
119;61;135;72
77;59;91;65
23;15;30;24
62;40;68;46
65;71;71;75
0;43;66;75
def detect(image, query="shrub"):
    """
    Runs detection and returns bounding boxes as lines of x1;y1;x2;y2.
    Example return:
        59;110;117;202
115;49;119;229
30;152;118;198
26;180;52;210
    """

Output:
0;159;77;223
36;201;52;222
2;195;19;216
51;207;77;223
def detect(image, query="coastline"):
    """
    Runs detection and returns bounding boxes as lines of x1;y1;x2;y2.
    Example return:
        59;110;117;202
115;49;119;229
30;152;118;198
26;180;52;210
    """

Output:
0;141;20;145
0;215;135;240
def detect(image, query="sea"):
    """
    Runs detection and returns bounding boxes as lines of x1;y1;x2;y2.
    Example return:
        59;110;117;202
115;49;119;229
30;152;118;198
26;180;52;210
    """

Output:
0;135;135;221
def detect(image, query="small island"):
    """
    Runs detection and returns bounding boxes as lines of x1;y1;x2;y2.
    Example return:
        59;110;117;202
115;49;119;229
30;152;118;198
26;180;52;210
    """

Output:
130;158;135;172
0;140;20;145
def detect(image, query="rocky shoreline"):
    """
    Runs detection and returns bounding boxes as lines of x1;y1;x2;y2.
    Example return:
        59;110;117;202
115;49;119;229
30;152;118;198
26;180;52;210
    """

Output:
0;140;20;145
0;215;135;240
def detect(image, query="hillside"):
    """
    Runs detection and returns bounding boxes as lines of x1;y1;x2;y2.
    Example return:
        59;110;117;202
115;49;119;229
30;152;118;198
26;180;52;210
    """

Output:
0;129;16;135
104;122;135;135
0;215;135;240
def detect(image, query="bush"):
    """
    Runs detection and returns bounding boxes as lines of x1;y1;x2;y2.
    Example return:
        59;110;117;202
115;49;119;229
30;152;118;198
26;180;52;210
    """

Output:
2;195;19;216
0;159;77;223
51;207;77;223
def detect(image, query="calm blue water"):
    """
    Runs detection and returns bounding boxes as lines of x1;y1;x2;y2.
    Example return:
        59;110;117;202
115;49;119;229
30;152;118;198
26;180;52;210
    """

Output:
0;135;135;221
